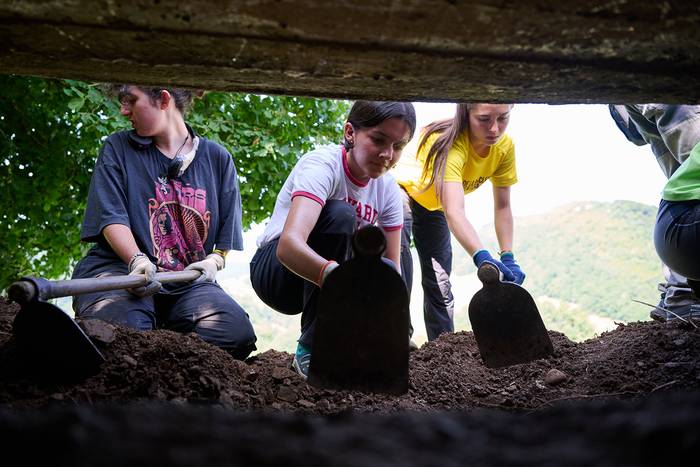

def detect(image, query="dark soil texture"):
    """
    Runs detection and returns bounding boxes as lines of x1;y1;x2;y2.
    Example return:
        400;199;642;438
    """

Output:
1;298;699;466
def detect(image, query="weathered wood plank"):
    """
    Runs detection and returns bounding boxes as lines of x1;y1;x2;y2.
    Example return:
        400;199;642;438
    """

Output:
1;1;699;102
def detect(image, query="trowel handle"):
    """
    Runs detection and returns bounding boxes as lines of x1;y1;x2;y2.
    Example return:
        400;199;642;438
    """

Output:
7;270;201;304
352;225;387;257
477;262;501;285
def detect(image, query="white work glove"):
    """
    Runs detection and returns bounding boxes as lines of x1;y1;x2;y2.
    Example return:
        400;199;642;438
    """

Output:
317;260;339;287
127;253;161;297
185;253;225;282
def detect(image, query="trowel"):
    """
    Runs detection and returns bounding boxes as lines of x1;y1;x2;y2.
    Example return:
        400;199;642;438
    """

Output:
468;262;554;368
308;225;410;394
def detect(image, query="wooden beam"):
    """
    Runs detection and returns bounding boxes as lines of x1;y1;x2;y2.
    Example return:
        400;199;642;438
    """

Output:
2;0;699;102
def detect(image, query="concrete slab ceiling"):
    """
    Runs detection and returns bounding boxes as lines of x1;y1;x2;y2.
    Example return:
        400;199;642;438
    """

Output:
1;0;699;103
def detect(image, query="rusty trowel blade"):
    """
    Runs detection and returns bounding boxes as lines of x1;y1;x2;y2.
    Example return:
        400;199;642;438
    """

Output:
309;256;409;395
468;266;553;368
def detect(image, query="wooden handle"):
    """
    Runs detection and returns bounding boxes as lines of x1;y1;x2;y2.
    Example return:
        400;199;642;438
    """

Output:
8;270;202;304
352;225;386;257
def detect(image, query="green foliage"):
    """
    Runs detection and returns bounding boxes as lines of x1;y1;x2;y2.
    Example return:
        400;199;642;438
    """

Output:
460;200;661;323
0;76;349;288
453;297;602;343
189;93;348;226
0;77;127;288
534;298;604;342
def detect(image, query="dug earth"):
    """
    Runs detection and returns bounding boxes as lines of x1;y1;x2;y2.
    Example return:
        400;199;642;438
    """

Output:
0;299;698;466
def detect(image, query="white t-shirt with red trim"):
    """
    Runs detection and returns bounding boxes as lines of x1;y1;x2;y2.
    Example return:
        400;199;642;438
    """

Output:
256;144;403;247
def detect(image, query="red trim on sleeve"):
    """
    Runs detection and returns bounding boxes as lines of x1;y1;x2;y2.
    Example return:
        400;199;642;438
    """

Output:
382;224;403;232
291;191;325;206
342;146;369;188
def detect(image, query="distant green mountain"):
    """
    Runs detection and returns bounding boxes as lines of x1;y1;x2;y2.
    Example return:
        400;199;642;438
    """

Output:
457;200;661;324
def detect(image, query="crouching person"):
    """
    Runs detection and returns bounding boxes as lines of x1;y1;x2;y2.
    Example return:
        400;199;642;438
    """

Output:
250;101;416;378
72;84;257;360
654;141;700;320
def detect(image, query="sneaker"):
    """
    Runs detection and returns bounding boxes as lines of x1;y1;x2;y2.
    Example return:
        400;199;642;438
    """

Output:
651;302;700;322
292;343;311;380
666;304;700;322
650;300;668;322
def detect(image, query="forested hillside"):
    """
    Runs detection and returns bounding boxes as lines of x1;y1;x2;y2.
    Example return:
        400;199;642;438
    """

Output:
470;200;660;323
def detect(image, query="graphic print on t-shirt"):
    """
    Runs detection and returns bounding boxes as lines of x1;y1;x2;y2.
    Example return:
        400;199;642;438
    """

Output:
345;195;379;227
462;176;488;192
148;179;211;271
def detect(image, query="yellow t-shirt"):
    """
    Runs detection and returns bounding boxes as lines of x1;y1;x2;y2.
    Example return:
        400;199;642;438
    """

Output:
394;130;517;211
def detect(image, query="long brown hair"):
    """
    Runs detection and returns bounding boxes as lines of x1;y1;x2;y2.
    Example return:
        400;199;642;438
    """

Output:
417;103;473;199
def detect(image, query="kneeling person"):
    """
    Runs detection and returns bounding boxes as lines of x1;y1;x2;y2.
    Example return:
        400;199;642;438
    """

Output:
250;101;416;378
654;141;700;320
72;85;257;360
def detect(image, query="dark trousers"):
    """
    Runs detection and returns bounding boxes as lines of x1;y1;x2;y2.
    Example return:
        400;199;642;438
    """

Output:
654;199;700;297
73;278;257;360
400;192;455;341
249;200;355;348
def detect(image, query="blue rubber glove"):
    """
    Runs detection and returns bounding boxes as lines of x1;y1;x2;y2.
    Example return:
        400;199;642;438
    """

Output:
472;249;516;282
499;251;526;285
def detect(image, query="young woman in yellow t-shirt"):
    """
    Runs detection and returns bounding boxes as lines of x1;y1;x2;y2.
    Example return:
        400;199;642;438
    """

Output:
395;103;523;341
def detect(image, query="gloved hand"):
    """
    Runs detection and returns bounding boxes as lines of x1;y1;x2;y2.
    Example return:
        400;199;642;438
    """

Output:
317;260;339;287
472;249;516;282
185;253;225;282
499;251;526;285
127;252;161;297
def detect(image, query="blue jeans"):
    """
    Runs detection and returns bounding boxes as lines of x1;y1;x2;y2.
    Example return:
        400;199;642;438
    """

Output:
250;200;355;348
654;199;700;297
400;192;454;341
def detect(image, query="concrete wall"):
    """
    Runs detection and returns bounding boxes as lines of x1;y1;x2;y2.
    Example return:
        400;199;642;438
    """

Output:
2;0;699;102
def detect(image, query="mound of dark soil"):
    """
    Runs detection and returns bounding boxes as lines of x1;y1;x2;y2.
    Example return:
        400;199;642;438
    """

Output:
1;299;699;412
2;298;699;466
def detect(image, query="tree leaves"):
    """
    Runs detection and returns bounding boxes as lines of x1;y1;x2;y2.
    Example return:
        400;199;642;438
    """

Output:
0;76;349;287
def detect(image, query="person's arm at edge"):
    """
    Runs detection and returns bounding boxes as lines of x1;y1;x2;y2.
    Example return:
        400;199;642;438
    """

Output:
441;181;483;255
493;185;514;253
383;228;402;274
277;196;329;285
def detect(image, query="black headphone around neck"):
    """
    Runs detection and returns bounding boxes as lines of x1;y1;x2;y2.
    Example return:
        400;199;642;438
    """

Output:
127;128;192;180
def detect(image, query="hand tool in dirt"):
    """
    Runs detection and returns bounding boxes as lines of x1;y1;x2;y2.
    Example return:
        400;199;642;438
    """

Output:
468;262;553;368
308;225;410;394
6;270;201;380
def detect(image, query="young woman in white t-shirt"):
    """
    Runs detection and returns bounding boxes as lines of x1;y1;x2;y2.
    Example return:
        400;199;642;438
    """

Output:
250;101;416;379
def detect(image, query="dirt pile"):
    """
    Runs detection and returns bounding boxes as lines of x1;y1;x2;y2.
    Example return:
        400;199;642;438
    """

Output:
2;298;700;466
1;299;699;413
